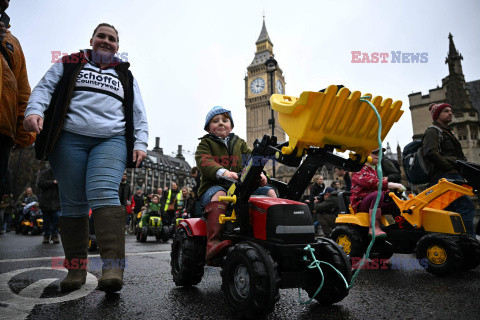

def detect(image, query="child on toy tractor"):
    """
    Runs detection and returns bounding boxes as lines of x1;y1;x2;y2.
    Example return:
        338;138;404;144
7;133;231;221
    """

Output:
195;106;277;263
350;148;405;237
141;195;162;226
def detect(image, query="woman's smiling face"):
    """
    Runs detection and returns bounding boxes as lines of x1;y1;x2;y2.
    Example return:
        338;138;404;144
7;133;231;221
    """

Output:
90;26;119;55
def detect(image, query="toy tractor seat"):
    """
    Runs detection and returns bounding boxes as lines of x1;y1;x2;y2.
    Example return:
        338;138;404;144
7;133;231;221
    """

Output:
270;85;403;161
457;160;480;194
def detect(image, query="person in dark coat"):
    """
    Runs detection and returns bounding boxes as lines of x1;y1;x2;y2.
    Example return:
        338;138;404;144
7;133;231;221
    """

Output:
423;103;475;236
334;167;351;191
119;173;132;206
37;166;61;244
314;187;338;237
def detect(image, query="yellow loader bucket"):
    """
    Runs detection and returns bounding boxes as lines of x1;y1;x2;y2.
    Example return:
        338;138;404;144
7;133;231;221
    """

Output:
271;85;403;161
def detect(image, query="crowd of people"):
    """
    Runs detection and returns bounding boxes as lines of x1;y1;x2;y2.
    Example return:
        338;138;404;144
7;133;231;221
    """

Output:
0;0;478;299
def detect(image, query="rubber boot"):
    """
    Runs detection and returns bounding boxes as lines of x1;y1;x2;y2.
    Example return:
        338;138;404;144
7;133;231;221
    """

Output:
369;208;387;238
59;216;89;292
93;206;126;293
205;202;232;263
51;234;60;244
42;234;50;244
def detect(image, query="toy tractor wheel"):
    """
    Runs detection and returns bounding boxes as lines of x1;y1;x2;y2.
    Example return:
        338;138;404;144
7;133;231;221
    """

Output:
330;225;367;259
221;242;280;319
139;227;148;243
136;229;141;242
304;237;352;305
459;236;480;270
415;233;463;276
170;228;206;286
162;228;170;242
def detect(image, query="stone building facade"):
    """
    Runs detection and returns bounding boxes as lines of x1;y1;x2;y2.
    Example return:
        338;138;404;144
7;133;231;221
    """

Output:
125;137;194;194
409;33;480;163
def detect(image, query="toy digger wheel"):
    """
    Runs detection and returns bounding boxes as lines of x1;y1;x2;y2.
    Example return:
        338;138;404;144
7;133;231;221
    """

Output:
459;236;480;270
170;228;206;286
221;242;280;318
304;237;352;305
416;233;463;276
330;225;367;258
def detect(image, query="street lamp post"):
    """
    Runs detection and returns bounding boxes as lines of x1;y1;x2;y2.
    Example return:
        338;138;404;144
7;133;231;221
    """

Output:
265;55;278;178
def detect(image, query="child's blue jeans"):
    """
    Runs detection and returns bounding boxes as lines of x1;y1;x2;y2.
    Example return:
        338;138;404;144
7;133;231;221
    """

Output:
48;131;127;217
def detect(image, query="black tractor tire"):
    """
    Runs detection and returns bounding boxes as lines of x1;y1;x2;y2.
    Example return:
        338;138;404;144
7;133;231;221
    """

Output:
415;233;463;276
459;236;480;270
170;228;206;286
22;226;30;235
162;228;170;243
330;225;367;259
221;242;280;319
304;237;352;305
139;227;148;243
136;229;141;241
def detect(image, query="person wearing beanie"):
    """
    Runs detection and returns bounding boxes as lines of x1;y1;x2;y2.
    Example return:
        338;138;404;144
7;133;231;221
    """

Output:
195;106;277;264
422;103;476;236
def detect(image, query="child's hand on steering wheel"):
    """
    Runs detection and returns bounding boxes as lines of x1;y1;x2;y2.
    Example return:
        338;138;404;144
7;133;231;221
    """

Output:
223;170;239;180
259;173;268;187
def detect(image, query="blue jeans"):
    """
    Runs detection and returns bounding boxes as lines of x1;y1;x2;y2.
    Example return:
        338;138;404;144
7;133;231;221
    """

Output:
48;131;127;217
200;185;275;207
432;172;476;236
42;210;61;236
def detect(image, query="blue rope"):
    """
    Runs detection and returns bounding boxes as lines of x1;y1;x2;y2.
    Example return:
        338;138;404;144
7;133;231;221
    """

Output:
298;95;385;303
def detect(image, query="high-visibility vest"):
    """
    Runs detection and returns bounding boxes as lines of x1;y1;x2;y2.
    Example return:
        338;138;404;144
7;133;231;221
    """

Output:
164;190;182;211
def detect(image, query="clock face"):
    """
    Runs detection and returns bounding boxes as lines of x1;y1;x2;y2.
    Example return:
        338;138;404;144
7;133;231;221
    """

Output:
276;80;284;94
250;77;265;94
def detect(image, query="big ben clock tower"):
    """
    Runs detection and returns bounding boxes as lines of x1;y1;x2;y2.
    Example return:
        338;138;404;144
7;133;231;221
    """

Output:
245;18;286;148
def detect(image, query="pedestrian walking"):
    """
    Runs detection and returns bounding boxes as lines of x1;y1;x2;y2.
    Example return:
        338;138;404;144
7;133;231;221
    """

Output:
37;165;61;244
24;23;148;293
0;0;35;197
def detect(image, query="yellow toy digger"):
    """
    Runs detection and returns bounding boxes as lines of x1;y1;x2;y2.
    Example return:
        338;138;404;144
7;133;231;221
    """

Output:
331;162;480;276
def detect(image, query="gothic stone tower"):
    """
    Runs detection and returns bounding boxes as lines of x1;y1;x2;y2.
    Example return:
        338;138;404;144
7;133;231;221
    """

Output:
245;19;286;148
408;33;480;163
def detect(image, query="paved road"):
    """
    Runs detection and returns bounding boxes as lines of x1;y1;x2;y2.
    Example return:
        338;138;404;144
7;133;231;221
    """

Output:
1;231;479;320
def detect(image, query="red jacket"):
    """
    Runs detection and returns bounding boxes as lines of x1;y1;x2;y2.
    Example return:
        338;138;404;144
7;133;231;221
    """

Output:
126;196;135;214
350;164;388;211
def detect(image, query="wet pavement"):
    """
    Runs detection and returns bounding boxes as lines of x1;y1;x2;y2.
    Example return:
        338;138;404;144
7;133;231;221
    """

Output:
0;231;479;320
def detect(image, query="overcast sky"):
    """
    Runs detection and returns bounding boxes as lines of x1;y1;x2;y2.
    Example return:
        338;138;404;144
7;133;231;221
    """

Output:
9;0;480;166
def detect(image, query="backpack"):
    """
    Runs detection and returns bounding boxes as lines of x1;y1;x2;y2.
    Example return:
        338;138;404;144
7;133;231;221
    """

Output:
402;126;443;185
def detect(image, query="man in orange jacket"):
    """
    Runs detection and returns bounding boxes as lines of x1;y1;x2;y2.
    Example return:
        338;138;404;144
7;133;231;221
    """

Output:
0;0;35;196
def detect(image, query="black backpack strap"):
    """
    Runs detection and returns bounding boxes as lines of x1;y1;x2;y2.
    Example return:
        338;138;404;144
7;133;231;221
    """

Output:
0;43;12;70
